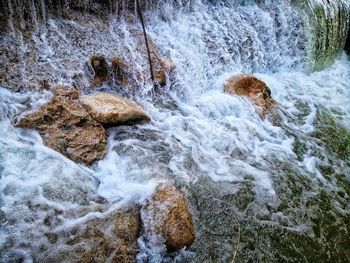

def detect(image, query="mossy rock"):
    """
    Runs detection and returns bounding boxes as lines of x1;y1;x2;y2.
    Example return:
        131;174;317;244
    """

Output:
312;108;350;160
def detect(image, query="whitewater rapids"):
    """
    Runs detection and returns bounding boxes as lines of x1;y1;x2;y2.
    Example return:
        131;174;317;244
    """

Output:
0;0;349;262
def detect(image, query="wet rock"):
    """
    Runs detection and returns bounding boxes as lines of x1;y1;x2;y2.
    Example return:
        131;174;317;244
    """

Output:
224;74;277;119
131;30;175;86
42;171;100;206
157;57;175;87
131;30;159;68
300;2;350;71
41;79;51;90
0;1;114;32
90;55;109;86
111;57;132;88
142;183;195;251
345;28;350;54
41;206;141;263
61;10;77;21
312;108;350;160
81;92;150;125
154;69;167;87
17;86;107;165
153;58;175;87
152;57;174;87
89;55;147;90
160;57;176;74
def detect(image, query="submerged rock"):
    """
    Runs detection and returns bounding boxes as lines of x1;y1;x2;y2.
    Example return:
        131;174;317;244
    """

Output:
17;86;107;165
160;57;176;75
42;206;141;263
154;69;167;87
112;57;131;88
312;108;350;160
142;183;195;251
154;58;175;87
224;74;277;119
90;55;109;87
81;92;150;125
131;30;175;87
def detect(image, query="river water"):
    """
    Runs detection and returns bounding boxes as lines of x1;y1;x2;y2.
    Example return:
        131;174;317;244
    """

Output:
0;0;349;262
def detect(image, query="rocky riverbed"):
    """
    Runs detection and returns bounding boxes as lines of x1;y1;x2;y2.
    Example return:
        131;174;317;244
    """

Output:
1;1;350;262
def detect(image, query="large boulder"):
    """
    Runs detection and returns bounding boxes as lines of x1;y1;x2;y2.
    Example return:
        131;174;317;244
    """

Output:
17;86;107;165
141;183;195;251
81;92;150;125
224;74;277;119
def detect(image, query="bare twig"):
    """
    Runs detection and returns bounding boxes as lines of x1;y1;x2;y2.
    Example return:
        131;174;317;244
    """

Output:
136;0;155;82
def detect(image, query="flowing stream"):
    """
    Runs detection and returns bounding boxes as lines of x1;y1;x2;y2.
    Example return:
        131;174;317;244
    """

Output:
0;0;350;262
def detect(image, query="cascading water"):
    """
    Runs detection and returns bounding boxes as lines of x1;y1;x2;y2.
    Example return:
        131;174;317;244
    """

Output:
0;0;349;262
293;0;350;71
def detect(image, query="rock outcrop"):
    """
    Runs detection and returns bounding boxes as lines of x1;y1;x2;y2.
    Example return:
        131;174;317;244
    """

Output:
141;183;195;251
17;86;107;165
81;92;150;125
224;74;277;119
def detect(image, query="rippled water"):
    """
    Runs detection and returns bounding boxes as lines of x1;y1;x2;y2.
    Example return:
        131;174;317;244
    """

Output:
1;0;350;262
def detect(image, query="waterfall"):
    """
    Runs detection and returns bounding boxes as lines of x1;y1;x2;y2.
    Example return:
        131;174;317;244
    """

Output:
292;0;350;71
1;0;349;72
1;0;350;262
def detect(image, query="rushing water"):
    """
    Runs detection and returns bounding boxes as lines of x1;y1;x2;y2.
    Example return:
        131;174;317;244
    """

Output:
0;0;350;262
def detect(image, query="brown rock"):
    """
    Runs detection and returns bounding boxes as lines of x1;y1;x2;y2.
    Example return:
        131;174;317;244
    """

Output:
156;58;175;87
81;92;150;125
154;69;167;87
224;74;277;118
61;10;77;20
142;183;195;251
111;57;132;88
90;55;109;86
87;37;175;90
17;86;107;165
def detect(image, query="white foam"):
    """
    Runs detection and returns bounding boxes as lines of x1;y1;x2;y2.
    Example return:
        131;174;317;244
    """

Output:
0;1;350;261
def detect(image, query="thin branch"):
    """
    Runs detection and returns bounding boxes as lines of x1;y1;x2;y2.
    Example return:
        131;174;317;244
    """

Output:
136;0;155;82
